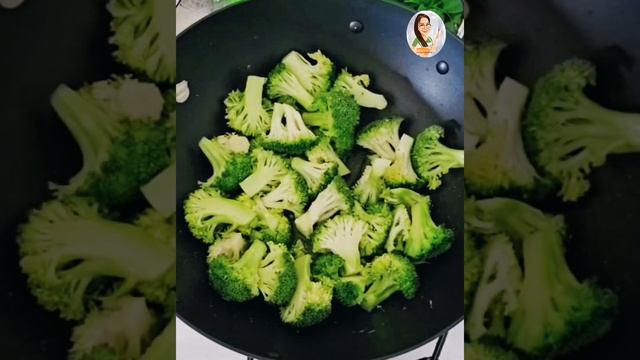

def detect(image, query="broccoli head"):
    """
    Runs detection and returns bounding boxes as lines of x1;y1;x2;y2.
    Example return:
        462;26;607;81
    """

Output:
354;202;393;257
260;102;318;155
281;50;334;98
295;176;353;238
384;134;422;188
18;198;174;320
357;117;403;161
312;215;368;276
107;0;175;82
302;89;361;156
258;242;297;305
311;253;345;282
353;157;391;206
207;232;247;263
239;148;290;197
306;136;351;176
382;188;454;260
259;171;309;216
333;68;388;109
183;187;256;243
334;274;371;307
412;125;464;190
524;58;640;201
360;254;418;312
267;63;317;111
224;75;273;136
464;342;518;360
197;134;252;190
291;156;338;196
237;195;293;246
208;239;268;302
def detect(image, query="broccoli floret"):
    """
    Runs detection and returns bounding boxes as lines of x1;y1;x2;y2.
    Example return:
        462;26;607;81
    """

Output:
311;253;345;282
18;198;174;320
360;254;418;312
466;77;549;199
208;239;268;302
107;0;175;82
239;148;290;197
237;195;293;246
464;342;518;360
333;68;388;109
524;58;640;201
197;135;252;190
357;117;403;161
140;318;176;360
280;254;333;327
295;176;353;238
312;215;368;276
183;188;256;243
334;274;371;307
267;63;316;111
353;157;391;205
258;242;297;305
207;232;247;263
467;234;522;341
216;133;251;153
291;157;338;196
464;232;483;312
354;202;393;257
80;77;165;121
469;198;618;357
384;134;421;188
302;89;360;155
260;102;318;155
224;75;273;136
385;205;411;254
281;50;335;98
306;136;351;176
412;125;464;190
259;172;309;216
382;188;453;260
69;297;155;360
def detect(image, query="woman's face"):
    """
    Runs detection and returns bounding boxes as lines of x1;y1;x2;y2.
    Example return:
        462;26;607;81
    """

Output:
418;17;431;37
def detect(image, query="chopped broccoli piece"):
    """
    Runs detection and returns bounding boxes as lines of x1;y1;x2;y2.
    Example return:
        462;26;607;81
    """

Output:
208;240;268;302
357;117;403;161
302;89;361;155
353;157;391;205
464;342;518;360
384;134;421;188
412;125;464;190
360;254;418;312
239;148;290;197
281;50;335;98
295;176;353;238
312;215;368;276
306;137;351;176
237;195;293;246
334;273;371;307
385;205;411;254
216;133;251;153
183;187;256;243
197;134;252;190
224;75;273;136
291;157;338;196
280;254;333;327
524;58;640;201
267;63;316;111
333;68;388;109
258;242;297;305
260;171;309;216
354;202;393;257
261;102;318;155
207;232;247;263
311;254;345;282
464;40;505;132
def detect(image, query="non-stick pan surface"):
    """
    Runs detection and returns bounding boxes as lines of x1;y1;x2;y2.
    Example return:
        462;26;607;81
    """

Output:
176;0;463;359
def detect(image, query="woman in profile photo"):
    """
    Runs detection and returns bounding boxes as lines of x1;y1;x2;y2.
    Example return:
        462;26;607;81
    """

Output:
412;13;442;57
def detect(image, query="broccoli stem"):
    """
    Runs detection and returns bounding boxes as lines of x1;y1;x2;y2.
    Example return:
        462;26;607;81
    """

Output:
199;137;229;182
303;111;332;130
197;196;257;227
240;166;279;197
245;75;267;122
585;100;640;153
361;278;398;311
236;240;268;270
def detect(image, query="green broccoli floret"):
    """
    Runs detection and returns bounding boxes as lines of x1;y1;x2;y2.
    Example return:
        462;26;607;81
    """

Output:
260;102;318;155
259;171;309;216
357;117;403;161
295;176;353;238
267;63;316;111
353;157;391;205
291;157;338;196
18;198;174;320
469;198;618;357
464;232;483;312
464;40;505;131
291;239;309;259
258;242;297;305
183;187;256;243
467;234;522;341
281;50;335;99
334;274;371;307
360;254;418;312
207;232;247;263
384;134;421;188
312;215;368;276
239;148;290;197
333;68;388;109
464;342;518;360
50;84;171;210
385;205;411;254
306;136;351;176
311;254;345;282
208;239;268;302
354;202;393;257
280;254;333;327
197;134;252;190
237;195;293;246
412;125;464;190
140;318;176;360
224;75;273;136
524;58;640;201
382;188;453;260
69;297;155;360
302;89;361;155
107;0;175;82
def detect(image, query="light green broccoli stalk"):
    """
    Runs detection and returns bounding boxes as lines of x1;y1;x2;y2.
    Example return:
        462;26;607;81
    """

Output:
239;148;290;197
385;205;411;254
353;157;391;206
295;176;353;238
259;171;309;216
306;137;351;176
333;68;387;109
260;102;318;155
207;232;247;263
291;157;338;196
384;134;421;188
208;240;268;302
357;117;403;161
312;215;368;276
281;50;335;98
224;75;273;136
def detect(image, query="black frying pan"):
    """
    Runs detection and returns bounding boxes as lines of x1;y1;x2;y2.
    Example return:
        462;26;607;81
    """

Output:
467;0;640;358
176;0;463;359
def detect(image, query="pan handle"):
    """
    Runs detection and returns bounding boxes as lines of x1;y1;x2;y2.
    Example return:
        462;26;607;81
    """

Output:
419;331;448;360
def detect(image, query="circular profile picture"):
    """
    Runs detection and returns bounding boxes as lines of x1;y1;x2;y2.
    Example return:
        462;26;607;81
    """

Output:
406;11;446;58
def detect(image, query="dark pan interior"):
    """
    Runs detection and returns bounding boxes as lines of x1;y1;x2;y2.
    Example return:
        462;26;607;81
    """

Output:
176;0;463;359
468;0;640;357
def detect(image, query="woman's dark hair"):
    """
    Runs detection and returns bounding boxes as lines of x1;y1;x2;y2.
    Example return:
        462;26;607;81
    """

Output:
414;14;430;47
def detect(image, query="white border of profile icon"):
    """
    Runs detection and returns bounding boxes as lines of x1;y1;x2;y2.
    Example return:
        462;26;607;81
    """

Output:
406;11;446;58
